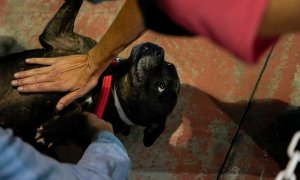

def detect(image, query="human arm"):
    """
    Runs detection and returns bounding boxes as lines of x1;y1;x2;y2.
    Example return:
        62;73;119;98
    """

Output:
257;0;300;37
0;113;130;180
138;0;300;62
12;0;146;111
13;0;300;111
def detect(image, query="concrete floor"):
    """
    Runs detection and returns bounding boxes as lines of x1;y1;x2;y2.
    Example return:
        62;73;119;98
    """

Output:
1;0;300;179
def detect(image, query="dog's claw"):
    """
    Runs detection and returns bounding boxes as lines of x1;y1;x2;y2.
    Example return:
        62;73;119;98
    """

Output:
35;132;41;139
36;138;45;145
47;143;53;148
37;126;43;131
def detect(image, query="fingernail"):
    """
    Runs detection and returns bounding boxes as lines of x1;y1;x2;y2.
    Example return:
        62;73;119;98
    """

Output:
14;73;20;78
57;103;64;111
11;80;18;86
26;59;31;62
17;86;24;91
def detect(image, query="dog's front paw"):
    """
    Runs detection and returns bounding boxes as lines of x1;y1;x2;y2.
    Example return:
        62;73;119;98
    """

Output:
35;116;67;148
35;113;90;149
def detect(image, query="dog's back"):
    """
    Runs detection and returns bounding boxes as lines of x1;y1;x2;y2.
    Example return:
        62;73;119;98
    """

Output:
0;0;180;148
0;0;96;142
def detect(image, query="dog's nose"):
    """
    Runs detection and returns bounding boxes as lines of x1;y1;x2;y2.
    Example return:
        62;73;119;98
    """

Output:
155;50;164;60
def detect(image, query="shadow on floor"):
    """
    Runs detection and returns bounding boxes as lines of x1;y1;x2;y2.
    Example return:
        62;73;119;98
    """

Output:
120;83;297;178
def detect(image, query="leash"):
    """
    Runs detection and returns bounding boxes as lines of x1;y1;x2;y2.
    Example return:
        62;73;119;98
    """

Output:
94;58;119;118
94;75;112;118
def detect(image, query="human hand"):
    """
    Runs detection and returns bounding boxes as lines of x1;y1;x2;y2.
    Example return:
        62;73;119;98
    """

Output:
11;54;105;111
82;112;114;138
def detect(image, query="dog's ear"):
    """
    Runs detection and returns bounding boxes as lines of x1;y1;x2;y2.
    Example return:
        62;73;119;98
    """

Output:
143;122;165;147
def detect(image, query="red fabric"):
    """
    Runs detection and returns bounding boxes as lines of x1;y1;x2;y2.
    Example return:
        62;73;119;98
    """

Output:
158;0;277;63
94;75;112;119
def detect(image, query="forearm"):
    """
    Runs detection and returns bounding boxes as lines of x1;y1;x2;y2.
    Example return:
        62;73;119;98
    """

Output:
258;0;300;37
78;131;131;179
0;128;130;180
88;0;146;70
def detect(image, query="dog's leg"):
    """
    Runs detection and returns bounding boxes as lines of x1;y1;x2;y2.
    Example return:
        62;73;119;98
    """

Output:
39;0;96;53
36;113;91;150
39;0;82;49
35;94;95;149
143;122;165;147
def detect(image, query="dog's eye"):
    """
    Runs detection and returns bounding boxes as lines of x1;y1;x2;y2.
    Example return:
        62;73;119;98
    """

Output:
158;81;167;93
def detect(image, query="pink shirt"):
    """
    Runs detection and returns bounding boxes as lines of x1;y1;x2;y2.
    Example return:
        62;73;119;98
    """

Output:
157;0;277;63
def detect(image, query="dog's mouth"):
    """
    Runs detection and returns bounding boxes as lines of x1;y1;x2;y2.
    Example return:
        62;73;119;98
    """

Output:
131;42;164;70
127;42;166;86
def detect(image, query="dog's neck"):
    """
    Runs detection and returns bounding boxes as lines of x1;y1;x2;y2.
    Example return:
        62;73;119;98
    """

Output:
112;86;135;126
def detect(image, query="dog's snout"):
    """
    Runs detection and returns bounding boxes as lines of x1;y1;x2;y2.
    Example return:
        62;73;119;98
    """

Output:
155;49;164;60
142;44;164;60
143;46;149;51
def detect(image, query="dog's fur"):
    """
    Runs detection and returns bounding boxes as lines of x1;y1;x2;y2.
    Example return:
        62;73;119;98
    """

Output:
0;0;180;148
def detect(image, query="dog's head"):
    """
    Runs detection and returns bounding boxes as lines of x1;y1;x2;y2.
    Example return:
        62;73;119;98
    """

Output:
114;42;180;146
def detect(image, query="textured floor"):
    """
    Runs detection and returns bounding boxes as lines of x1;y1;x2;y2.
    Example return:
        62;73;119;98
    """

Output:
1;0;300;179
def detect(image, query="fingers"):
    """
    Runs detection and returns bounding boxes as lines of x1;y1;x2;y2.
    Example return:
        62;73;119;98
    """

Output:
82;112;98;119
11;73;52;86
15;82;60;92
14;56;68;78
82;112;114;134
26;57;57;65
55;80;98;111
11;54;101;112
56;91;82;111
14;66;52;79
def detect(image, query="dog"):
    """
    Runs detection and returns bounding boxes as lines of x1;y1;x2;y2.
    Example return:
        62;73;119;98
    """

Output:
0;0;180;149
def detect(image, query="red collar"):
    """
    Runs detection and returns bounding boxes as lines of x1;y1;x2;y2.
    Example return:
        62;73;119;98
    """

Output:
94;58;119;118
94;75;112;118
